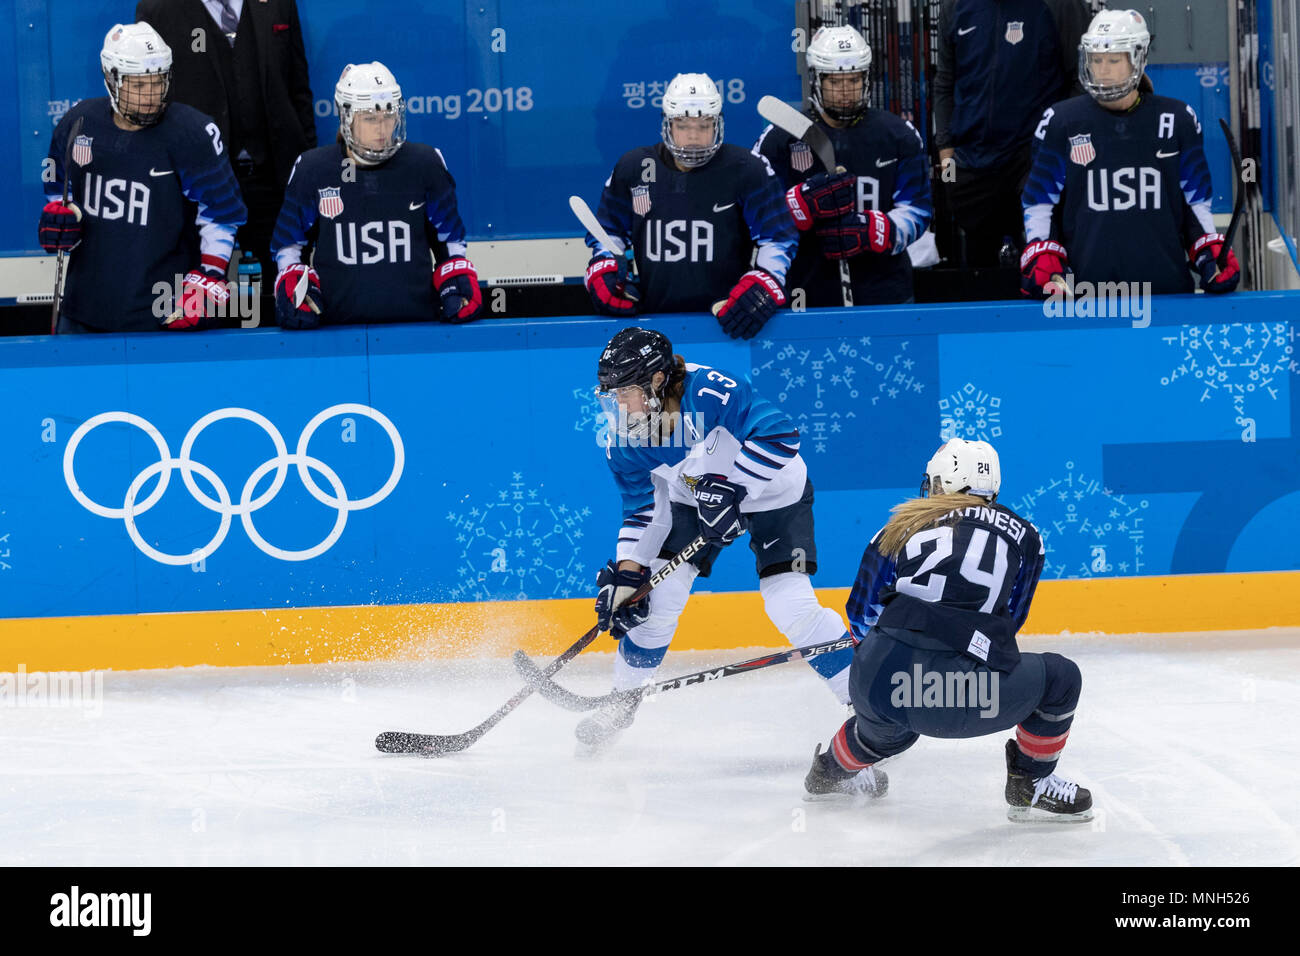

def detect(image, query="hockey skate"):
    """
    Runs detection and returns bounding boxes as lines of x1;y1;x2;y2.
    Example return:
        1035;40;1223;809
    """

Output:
1004;739;1094;823
574;688;643;755
803;744;888;802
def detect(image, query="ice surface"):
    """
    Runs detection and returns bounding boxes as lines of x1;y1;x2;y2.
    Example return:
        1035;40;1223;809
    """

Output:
2;629;1298;866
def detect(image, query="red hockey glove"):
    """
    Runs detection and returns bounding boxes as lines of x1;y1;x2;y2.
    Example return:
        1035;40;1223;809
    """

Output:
1019;240;1069;297
163;263;231;331
785;170;857;230
816;210;893;259
1189;233;1241;294
433;255;483;322
715;269;786;340
39;200;82;252
274;264;324;330
585;254;640;316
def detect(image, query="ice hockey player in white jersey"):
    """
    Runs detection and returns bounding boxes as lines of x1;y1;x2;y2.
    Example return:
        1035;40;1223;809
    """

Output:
1020;9;1240;296
578;326;857;751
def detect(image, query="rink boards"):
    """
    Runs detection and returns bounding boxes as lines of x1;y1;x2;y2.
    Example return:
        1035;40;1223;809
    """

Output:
1;293;1297;670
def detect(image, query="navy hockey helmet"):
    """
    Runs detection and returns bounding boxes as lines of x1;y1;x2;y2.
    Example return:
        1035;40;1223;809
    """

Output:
597;327;675;392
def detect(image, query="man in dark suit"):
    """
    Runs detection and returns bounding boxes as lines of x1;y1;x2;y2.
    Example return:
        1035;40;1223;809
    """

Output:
135;0;316;319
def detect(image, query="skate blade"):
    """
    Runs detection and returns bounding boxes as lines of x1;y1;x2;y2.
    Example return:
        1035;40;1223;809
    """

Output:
1006;804;1095;824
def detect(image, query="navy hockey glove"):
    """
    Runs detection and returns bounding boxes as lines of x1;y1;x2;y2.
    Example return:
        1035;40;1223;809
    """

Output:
433;255;483;322
1019;240;1070;297
816;210;893;259
785;170;856;229
163;261;231;331
715;269;786;340
585;253;640;316
38;200;82;252
274;264;324;330
1189;233;1241;294
595;560;651;635
690;473;748;546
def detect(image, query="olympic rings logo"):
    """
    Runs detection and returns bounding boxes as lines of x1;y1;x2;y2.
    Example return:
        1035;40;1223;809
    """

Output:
63;405;404;565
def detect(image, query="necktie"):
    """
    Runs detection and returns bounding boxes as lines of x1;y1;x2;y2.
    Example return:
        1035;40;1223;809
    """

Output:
218;0;238;46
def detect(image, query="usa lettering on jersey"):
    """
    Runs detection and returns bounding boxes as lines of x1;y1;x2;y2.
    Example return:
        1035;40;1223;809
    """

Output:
81;175;150;226
334;220;413;265
642;219;715;263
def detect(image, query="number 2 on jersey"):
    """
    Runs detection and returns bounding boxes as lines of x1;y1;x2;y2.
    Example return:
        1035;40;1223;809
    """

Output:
895;525;1011;613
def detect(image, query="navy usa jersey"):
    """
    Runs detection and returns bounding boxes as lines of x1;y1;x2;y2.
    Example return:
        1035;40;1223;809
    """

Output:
1022;93;1215;294
272;142;468;324
755;108;932;305
46;99;246;332
587;144;796;313
847;500;1045;672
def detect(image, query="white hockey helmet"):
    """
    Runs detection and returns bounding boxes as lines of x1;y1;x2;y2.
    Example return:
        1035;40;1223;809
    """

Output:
807;26;872;124
100;23;173;127
922;438;1001;499
1079;9;1151;102
336;61;407;164
661;73;724;168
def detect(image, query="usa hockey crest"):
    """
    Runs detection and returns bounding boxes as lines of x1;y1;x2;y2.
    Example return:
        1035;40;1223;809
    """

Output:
317;187;344;218
631;185;651;217
1068;133;1096;166
1005;21;1024;44
790;141;812;173
71;135;93;167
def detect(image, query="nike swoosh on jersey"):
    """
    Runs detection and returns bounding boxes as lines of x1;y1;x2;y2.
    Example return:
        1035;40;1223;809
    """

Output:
875;157;898;167
706;433;720;453
712;202;736;212
762;538;780;549
957;26;977;35
409;201;426;211
149;168;173;177
1155;150;1180;158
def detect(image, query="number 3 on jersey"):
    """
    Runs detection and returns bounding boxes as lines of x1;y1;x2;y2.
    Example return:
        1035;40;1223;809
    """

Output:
895;525;1011;613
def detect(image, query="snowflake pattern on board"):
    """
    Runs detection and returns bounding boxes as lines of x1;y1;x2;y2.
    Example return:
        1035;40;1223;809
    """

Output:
1009;461;1151;578
1159;322;1296;424
751;335;922;456
445;472;594;601
938;382;1003;442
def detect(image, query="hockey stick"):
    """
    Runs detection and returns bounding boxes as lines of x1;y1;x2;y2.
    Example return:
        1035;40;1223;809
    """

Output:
50;114;85;335
569;194;638;303
757;95;854;307
374;534;709;756
1216;117;1247;272
513;635;857;713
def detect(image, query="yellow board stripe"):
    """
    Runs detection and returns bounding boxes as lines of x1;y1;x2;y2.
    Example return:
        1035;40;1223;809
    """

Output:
3;570;1297;672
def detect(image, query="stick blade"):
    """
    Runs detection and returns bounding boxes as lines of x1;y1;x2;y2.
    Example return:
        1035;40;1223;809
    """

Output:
374;730;473;756
511;650;606;712
757;95;836;173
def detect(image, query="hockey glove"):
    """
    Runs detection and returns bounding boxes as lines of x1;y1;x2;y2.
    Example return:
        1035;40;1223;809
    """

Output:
1019;239;1070;297
785;170;857;230
274;264;324;330
163;263;231;331
715;269;786;340
1189;233;1241;294
595;560;651;636
691;474;748;546
585;253;640;316
815;210;893;259
38;200;82;253
433;255;483;322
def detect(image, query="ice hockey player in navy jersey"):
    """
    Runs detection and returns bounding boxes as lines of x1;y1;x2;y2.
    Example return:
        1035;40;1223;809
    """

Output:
270;62;481;329
577;327;857;751
1020;9;1240;297
39;23;246;333
804;438;1093;822
756;26;932;306
583;74;796;340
